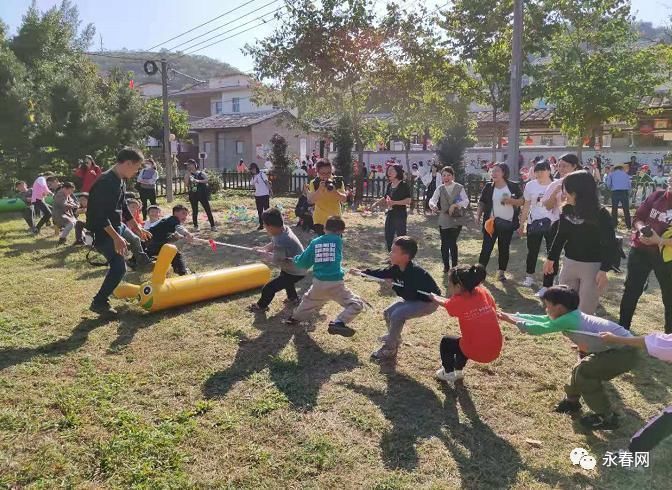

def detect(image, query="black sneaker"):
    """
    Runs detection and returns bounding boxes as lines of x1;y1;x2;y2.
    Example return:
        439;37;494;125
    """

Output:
282;317;299;325
57;237;67;245
554;398;582;413
89;301;118;316
247;303;269;313
257;225;264;231
580;412;619;430
283;297;301;307
327;321;356;337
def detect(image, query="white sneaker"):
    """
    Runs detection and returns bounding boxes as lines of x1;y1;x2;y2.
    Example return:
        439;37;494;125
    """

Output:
522;276;535;288
435;368;464;386
535;287;547;298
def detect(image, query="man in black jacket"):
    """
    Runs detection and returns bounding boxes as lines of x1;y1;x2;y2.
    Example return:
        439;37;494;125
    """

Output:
86;148;152;315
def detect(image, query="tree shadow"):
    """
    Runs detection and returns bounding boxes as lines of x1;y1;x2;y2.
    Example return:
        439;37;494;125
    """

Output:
343;371;523;489
0;315;112;371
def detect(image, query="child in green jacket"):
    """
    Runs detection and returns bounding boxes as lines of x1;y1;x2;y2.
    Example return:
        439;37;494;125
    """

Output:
499;285;639;430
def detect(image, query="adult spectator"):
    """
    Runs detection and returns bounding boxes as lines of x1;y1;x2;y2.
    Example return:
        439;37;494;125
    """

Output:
307;159;347;235
544;171;617;314
619;175;672;333
249;163;271;231
236;159;248;173
184;159;216;231
373;164;411;251
429;166;469;272
520;160;556;292
73;155;102;193
605;163;632;229
135;158;159;220
86;148;151;315
628;155;639;176
477;163;524;282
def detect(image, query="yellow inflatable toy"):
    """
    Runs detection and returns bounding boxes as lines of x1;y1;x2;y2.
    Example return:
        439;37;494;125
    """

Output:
113;244;271;312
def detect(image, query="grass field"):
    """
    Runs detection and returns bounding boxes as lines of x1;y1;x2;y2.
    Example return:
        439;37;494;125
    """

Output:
0;190;670;489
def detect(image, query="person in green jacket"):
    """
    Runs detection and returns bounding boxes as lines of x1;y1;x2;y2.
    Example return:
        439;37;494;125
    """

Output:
498;285;639;430
284;216;365;337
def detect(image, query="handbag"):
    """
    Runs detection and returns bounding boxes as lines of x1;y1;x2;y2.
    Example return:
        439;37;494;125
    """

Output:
528;217;552;235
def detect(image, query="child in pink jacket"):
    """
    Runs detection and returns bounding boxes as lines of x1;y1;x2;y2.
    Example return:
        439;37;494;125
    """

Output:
600;331;672;453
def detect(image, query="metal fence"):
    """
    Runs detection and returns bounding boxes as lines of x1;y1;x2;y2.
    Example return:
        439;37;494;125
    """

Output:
153;171;487;207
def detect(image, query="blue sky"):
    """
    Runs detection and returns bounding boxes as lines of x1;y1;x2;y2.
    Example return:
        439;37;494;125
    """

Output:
0;0;668;72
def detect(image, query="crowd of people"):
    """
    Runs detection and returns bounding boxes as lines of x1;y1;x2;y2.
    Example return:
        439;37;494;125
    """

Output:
8;147;672;458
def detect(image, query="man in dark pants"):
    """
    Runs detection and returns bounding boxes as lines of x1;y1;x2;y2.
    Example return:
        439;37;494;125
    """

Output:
86;148;152;315
605;164;632;229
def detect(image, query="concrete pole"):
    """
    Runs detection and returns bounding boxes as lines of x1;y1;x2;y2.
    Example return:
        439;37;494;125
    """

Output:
161;59;173;202
507;0;524;178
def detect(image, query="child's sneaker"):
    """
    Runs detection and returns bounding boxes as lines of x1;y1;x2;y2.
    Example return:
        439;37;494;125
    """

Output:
535;286;548;298
554;398;582;413
247;303;268;313
327;321;356;337
283;297;301;307
370;345;398;362
522;275;535;288
282;317;299;325
580;412;619;430
57;237;67;245
435;368;464;386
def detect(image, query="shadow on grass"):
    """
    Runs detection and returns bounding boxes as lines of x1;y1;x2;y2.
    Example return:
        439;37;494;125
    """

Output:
0;315;111;371
202;315;361;410
343;372;523;488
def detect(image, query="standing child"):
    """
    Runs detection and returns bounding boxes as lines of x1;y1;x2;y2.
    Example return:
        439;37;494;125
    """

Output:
248;208;307;312
498;285;639;430
285;216;365;336
430;264;503;387
14;181;34;232
600;331;672;453
354;236;440;361
143;205;162;230
52;182;79;245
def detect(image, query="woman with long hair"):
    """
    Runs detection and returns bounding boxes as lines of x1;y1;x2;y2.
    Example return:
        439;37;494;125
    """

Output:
544;170;617;314
184;159;216;231
429;166;469;271
73;154;102;193
477;163;524;281
373;164;411;251
249;162;271;230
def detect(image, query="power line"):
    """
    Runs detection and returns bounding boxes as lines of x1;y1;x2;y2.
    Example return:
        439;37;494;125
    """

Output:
176;8;285;59
85;52;150;62
165;0;280;52
146;0;260;51
174;5;285;57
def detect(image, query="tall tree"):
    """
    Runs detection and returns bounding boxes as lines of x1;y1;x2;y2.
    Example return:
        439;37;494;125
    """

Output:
441;0;552;161
245;0;462;201
539;0;662;159
333;115;354;184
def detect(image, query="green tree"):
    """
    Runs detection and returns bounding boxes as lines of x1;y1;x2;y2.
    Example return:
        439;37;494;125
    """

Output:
436;107;476;183
333;115;354;184
538;0;662;160
270;133;291;193
143;97;190;142
245;0;456;202
441;0;552;161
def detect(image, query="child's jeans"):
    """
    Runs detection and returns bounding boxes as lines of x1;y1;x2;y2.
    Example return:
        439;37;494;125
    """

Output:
59;217;77;240
292;278;365;324
121;226;151;264
382;299;437;350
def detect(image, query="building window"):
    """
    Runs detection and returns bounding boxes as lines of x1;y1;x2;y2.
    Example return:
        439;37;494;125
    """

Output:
214;101;223;114
236;141;244;155
232;97;240;113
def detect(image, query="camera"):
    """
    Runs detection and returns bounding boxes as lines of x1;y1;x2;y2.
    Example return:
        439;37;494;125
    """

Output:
640;225;653;238
325;179;335;191
313;176;343;192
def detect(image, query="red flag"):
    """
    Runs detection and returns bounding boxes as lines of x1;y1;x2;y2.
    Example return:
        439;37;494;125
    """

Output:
208;239;217;252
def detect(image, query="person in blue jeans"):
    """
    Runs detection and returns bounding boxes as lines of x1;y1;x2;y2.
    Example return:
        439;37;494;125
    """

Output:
605;164;632;229
86;148;152;315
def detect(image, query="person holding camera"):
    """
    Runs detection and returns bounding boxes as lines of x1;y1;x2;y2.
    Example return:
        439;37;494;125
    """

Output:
619;174;672;333
372;164;411;251
184;159;216;231
307;159;347;235
73;155;102;193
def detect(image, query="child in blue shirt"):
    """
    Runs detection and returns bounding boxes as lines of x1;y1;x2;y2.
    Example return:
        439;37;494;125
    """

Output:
285;216;365;336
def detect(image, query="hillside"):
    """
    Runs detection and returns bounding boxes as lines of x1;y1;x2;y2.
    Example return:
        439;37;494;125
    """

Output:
88;50;244;89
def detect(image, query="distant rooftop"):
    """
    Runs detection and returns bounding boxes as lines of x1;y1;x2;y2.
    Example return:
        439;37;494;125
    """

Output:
189;109;289;130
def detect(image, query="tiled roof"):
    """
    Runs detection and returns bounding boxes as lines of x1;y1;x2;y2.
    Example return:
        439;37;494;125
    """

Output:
189;109;290;130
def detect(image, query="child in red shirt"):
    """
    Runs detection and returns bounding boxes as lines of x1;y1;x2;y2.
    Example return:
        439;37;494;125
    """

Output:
430;264;503;386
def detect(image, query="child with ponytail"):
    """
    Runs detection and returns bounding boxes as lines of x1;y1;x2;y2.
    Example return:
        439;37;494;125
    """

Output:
430;264;503;386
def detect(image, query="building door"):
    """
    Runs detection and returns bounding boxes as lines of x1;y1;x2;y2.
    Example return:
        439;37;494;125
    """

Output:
217;134;234;170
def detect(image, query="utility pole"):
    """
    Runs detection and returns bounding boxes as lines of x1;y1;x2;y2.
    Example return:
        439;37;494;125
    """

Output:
161;58;174;202
507;0;523;178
